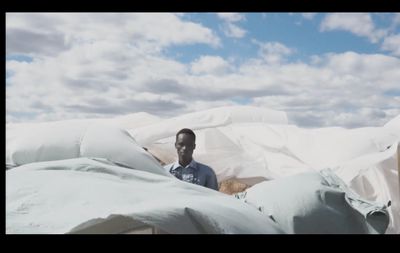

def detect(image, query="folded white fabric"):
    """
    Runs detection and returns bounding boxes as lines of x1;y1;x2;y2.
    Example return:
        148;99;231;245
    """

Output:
237;168;390;234
6;157;283;234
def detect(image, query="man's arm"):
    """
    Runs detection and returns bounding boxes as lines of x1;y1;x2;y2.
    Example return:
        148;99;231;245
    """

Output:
206;170;219;191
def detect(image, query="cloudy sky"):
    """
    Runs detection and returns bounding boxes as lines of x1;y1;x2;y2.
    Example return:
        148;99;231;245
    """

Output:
6;13;400;128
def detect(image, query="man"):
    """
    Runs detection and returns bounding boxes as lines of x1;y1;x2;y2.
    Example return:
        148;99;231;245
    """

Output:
164;128;219;191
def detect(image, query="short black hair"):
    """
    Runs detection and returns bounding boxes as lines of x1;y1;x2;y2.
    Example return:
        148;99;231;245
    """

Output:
176;128;196;142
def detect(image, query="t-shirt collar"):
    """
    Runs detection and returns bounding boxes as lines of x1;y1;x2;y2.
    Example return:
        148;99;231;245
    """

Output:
171;159;198;171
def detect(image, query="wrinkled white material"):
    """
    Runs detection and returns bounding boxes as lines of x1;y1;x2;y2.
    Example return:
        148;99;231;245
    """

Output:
6;158;282;234
129;105;288;146
6;105;400;233
334;143;399;234
126;106;400;233
143;124;398;181
238;169;389;234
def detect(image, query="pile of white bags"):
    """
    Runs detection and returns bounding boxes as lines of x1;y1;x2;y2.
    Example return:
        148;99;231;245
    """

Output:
6;106;399;233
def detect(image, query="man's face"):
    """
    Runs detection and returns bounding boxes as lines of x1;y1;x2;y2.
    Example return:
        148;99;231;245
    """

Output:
175;133;196;161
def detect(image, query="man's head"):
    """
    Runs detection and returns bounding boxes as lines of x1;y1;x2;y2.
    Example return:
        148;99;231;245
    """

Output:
175;128;196;165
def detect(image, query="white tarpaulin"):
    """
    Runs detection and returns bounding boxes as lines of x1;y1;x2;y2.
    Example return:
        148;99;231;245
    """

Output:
6;105;400;233
128;106;400;233
237;168;390;234
6;157;283;234
7;157;389;234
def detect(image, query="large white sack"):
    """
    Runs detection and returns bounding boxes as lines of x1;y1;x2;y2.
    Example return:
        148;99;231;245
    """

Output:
334;143;400;234
141;112;399;233
144;123;397;183
129;105;288;146
282;126;399;170
384;114;400;132
6;157;283;234
144;124;314;185
238;169;390;234
144;113;399;179
6;112;161;153
79;125;171;176
6;121;170;177
6;120;93;167
216;123;398;178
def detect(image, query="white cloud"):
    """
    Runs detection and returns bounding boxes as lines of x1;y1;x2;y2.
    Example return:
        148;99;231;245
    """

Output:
223;23;247;38
7;48;400;128
253;41;294;64
6;13;221;58
393;13;400;27
301;13;316;20
251;52;400;127
6;13;223;122
6;19;194;122
325;51;398;72
216;13;247;39
381;34;400;56
190;56;232;75
6;13;400;128
216;13;245;22
320;13;387;43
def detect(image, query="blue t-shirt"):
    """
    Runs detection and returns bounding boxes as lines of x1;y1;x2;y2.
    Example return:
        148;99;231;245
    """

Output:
164;160;219;191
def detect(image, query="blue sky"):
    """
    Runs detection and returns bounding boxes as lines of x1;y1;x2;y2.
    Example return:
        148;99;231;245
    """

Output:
6;13;400;127
168;13;388;64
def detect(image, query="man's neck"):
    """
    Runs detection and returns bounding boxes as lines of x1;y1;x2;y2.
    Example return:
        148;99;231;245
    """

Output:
178;159;192;168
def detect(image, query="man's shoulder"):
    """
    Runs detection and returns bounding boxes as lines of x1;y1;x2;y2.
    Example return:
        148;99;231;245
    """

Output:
195;162;216;174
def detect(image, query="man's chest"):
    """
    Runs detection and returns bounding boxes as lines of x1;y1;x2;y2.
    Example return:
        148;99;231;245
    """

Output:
171;167;205;185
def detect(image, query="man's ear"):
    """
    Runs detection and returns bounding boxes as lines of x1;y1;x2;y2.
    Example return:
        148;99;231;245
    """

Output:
194;143;196;150
175;142;178;148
